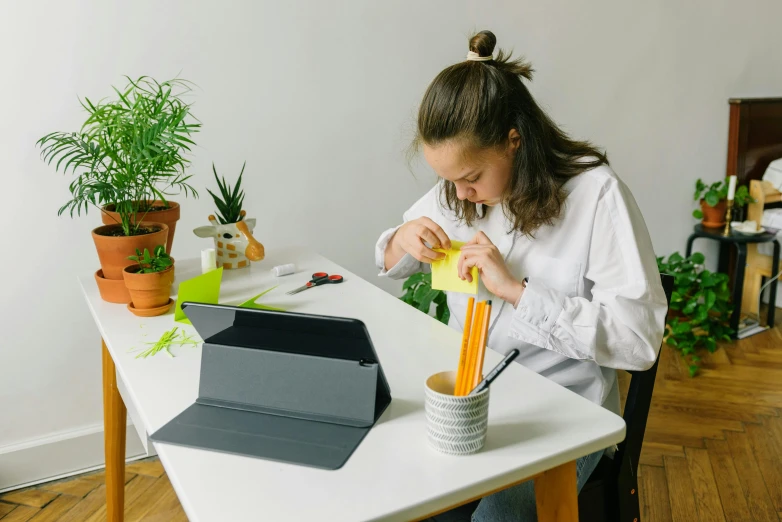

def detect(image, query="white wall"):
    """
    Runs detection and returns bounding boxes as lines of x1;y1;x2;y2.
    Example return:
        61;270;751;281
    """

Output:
2;0;781;484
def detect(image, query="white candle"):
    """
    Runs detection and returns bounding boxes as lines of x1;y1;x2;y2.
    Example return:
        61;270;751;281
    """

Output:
727;175;737;201
201;248;217;273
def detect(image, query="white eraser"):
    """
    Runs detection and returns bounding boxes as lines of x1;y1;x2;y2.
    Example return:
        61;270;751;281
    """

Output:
201;248;217;273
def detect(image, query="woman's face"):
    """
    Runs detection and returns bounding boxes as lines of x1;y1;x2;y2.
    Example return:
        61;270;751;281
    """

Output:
423;130;520;207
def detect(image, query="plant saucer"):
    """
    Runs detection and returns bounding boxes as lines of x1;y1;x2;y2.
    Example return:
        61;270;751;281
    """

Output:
127;298;175;317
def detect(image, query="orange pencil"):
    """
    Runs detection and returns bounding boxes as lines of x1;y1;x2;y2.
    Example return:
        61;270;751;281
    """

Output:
453;297;475;394
470;300;492;392
463;301;486;394
458;301;485;396
456;301;479;396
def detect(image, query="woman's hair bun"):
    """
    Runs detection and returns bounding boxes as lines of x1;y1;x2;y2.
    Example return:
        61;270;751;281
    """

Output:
469;30;497;58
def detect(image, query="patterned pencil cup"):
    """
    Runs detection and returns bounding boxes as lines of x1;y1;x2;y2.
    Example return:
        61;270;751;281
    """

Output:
425;370;490;455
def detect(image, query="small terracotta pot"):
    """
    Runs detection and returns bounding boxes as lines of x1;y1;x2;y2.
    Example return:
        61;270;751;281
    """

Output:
94;269;131;304
101;201;180;254
92;222;169;280
700;199;727;228
123;263;175;312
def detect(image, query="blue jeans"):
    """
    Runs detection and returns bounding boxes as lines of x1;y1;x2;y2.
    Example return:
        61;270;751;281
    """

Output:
470;448;605;522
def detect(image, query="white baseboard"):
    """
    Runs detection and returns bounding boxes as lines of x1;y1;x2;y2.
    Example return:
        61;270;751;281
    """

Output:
0;423;148;493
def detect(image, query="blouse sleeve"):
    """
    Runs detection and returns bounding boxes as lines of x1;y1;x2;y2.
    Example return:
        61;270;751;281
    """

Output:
508;178;668;371
375;185;443;280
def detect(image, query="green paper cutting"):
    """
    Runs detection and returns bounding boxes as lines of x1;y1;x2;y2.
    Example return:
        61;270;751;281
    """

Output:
238;286;285;311
174;267;224;324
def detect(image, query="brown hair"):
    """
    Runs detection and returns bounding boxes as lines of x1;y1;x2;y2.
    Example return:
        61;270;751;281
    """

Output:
413;30;608;236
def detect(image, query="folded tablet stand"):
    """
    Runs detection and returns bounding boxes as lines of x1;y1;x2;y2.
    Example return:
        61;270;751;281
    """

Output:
150;302;392;470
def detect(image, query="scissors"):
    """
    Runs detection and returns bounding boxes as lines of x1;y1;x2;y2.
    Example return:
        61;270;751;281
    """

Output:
286;272;344;295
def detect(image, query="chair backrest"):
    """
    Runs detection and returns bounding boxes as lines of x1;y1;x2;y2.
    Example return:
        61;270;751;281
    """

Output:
612;272;674;480
748;179;782;224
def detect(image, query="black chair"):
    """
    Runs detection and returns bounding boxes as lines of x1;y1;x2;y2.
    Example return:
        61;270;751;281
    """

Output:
577;272;674;522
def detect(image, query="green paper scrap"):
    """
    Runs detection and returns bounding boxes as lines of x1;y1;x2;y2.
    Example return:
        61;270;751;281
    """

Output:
238;286;285;311
174;267;224;324
132;326;200;359
431;240;478;294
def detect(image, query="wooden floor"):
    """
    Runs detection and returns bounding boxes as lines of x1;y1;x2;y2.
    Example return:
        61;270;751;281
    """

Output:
0;459;185;522
621;324;782;522
1;325;780;521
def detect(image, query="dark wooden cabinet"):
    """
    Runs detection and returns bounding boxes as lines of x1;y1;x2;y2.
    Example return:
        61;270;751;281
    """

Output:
722;98;782;298
726;97;782;185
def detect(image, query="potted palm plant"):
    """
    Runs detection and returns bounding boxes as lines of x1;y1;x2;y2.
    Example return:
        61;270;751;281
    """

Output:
37;76;200;303
123;245;175;317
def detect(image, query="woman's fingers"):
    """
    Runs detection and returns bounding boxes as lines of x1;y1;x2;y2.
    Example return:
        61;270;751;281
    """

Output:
458;248;467;280
401;235;444;263
420;218;451;250
407;239;445;263
459;249;483;282
465;230;492;246
416;224;444;251
459;245;499;281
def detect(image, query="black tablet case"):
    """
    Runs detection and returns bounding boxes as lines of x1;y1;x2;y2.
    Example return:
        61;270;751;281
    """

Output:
149;302;392;470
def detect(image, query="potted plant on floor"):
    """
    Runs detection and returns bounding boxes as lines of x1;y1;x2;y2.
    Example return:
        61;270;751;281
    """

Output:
37;76;200;302
692;178;754;228
123;245;175;317
194;162;265;270
656;251;733;376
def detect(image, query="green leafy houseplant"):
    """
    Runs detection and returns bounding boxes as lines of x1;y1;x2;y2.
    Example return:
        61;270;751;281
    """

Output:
207;162;246;224
692;178;754;219
657;252;733;376
127;245;173;274
400;272;450;324
36;76;201;236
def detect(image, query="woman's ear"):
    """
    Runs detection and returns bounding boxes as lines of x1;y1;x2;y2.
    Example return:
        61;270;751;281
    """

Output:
507;128;521;153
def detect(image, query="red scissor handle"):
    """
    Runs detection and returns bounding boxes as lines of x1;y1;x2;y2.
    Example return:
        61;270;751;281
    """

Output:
306;274;344;288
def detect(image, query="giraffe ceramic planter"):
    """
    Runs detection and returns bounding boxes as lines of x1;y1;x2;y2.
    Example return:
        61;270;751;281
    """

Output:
194;214;265;269
101;200;181;254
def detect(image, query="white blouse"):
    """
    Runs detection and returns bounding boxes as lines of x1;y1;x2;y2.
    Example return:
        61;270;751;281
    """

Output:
375;164;668;415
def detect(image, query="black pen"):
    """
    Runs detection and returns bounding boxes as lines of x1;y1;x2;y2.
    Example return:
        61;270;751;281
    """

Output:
468;349;520;396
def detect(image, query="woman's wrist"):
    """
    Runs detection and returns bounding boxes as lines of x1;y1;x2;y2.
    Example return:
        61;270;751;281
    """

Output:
506;278;526;308
383;229;406;270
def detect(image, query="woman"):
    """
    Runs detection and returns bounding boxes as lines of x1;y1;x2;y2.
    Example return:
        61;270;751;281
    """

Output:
375;30;668;521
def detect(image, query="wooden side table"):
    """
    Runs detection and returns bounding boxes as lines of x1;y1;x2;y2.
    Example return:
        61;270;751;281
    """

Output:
685;224;779;336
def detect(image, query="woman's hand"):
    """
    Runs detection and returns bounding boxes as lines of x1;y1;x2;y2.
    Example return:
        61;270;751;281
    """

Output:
459;231;524;305
385;217;452;267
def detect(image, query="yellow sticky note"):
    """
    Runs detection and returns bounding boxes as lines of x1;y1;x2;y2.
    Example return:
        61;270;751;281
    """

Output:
431;241;478;294
174;267;224;324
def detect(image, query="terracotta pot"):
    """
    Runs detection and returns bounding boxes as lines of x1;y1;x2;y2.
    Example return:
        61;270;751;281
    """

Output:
94;269;131;304
123;264;175;311
101;201;180;254
92;222;169;280
700;199;727;229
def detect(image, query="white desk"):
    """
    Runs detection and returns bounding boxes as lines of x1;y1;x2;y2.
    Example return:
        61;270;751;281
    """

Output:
79;246;625;522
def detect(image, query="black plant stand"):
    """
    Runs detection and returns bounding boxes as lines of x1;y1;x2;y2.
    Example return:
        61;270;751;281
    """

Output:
685;224;779;337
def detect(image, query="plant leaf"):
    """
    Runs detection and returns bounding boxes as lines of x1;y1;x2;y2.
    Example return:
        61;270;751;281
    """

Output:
403;272;426;290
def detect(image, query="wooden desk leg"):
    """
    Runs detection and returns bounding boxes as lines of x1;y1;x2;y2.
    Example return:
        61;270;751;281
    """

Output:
534;459;578;522
103;339;126;522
